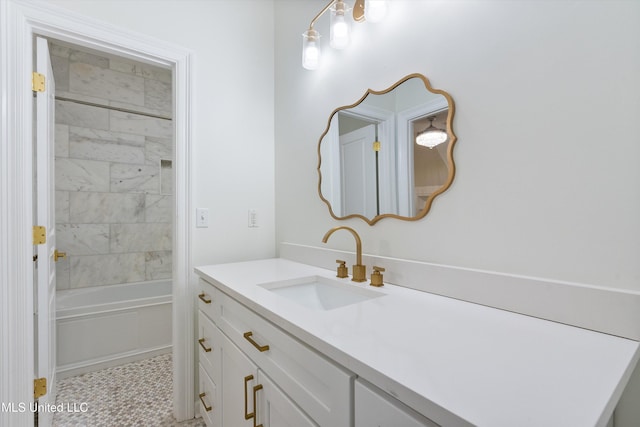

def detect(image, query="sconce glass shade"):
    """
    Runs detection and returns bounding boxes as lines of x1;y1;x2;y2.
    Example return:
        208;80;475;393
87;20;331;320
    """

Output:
330;1;351;49
365;0;388;23
416;118;448;149
302;29;320;70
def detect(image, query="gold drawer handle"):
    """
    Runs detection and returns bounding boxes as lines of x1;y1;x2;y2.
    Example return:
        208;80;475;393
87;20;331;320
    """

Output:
198;338;212;352
243;374;263;426
244;375;254;420
199;392;212;412
252;384;263;427
198;292;212;304
243;331;269;352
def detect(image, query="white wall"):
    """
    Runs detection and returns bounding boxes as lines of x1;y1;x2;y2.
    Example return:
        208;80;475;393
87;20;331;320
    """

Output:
273;0;640;425
275;0;640;292
28;0;640;424
45;0;277;267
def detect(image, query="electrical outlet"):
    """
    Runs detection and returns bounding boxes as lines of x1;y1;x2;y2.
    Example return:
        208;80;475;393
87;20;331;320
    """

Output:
196;208;209;228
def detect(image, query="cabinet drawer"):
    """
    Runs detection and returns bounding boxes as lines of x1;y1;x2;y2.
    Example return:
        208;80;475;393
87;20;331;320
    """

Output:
198;311;220;382
218;290;353;427
198;278;219;322
198;364;218;427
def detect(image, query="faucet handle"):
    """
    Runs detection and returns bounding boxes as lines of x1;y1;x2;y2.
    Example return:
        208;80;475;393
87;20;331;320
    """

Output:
335;260;348;278
370;266;385;287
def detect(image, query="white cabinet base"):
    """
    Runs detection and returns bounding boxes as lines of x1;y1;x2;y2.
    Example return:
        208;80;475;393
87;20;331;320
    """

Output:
355;379;438;427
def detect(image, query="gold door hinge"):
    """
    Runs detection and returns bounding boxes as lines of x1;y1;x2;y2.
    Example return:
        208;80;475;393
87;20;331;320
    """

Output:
33;226;46;245
32;72;45;92
373;141;381;152
34;377;47;399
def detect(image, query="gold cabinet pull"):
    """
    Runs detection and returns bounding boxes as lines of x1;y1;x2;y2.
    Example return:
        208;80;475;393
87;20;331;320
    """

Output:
252;384;263;427
198;292;211;304
198;338;212;352
243;331;269;352
244;375;255;420
199;392;212;412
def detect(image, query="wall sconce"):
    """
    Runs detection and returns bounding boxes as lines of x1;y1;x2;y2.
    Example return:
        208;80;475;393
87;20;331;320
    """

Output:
416;117;448;149
364;0;388;22
302;0;389;70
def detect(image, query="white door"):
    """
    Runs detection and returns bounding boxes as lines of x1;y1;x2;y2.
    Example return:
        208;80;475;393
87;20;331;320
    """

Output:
35;36;57;426
340;124;377;218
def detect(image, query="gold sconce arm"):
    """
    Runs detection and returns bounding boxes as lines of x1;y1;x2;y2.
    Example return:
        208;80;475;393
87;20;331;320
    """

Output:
309;0;338;31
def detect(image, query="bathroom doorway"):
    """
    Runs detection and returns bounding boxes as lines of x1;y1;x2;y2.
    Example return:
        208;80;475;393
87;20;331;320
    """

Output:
8;3;196;422
47;35;175;372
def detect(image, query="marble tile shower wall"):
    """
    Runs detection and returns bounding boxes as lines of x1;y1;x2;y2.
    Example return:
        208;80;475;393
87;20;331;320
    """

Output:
50;42;173;290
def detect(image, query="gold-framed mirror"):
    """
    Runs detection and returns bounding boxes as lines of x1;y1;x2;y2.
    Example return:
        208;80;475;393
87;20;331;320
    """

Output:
317;73;457;225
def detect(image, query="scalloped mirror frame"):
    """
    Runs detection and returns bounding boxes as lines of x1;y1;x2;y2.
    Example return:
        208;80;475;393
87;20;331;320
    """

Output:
317;73;457;225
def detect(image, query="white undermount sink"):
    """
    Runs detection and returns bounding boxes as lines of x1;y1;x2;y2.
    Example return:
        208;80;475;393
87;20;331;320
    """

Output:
259;275;384;311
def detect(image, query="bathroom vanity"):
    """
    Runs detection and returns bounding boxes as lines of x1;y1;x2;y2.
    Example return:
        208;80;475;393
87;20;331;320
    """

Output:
195;258;639;427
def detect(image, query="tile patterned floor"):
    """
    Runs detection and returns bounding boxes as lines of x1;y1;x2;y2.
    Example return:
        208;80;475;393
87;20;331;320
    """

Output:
53;353;205;427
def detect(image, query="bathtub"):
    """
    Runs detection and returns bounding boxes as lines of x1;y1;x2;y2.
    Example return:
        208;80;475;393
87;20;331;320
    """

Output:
56;280;172;379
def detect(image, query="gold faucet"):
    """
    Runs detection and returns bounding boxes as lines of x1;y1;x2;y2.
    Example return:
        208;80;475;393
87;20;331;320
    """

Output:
322;226;366;282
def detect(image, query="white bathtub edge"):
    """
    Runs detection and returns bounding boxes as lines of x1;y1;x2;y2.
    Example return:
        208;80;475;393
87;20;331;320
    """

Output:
56;299;171;320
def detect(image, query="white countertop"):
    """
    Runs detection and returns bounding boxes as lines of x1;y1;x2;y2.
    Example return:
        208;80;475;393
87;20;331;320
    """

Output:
195;258;640;427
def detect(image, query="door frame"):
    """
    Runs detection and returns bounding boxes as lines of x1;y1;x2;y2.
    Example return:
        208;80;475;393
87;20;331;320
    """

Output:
0;1;195;424
396;97;449;217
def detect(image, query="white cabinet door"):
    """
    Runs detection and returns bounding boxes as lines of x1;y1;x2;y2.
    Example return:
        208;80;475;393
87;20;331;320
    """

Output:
198;364;217;427
220;329;259;427
218;323;318;427
355;379;438;427
198;317;223;427
255;372;317;427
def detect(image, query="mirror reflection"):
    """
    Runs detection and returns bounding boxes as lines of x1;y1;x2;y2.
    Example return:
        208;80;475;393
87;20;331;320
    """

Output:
317;73;456;225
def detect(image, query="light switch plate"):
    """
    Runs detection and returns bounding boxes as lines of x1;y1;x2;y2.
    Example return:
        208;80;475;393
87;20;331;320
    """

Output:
196;208;209;228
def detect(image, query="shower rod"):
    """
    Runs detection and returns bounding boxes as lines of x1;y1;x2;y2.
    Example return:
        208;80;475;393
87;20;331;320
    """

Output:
55;96;172;121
